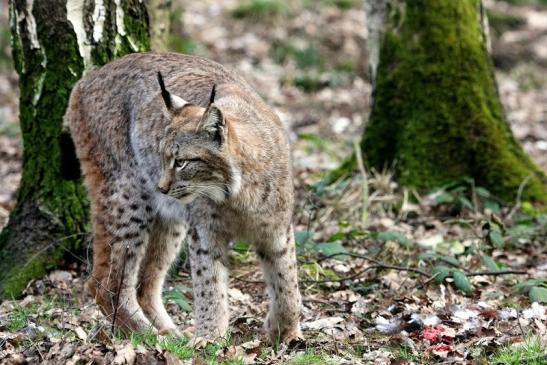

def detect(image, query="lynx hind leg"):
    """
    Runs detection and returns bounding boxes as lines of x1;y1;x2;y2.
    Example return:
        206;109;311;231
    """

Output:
87;177;155;335
138;217;186;336
256;225;302;343
187;227;230;340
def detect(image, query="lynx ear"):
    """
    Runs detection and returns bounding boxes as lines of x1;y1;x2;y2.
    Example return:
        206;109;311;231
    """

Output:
199;105;225;145
157;71;189;112
208;84;216;105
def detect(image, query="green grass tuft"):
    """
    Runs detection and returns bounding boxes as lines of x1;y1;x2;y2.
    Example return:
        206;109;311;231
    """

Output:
232;0;288;20
487;9;526;35
6;305;30;332
491;336;546;365
286;350;330;365
272;41;323;69
303;0;358;10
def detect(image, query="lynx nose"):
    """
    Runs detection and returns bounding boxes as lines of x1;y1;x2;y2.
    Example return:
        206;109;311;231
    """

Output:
158;176;172;194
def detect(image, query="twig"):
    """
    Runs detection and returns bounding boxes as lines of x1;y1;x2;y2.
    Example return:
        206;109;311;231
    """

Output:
236;251;528;285
300;266;376;284
111;245;129;335
507;174;533;221
298;252;527;284
299;252;430;277
232;275;261;284
437;256;463;269
332;329;339;356
466;269;527;276
415;273;441;290
352;138;369;225
516;310;527;339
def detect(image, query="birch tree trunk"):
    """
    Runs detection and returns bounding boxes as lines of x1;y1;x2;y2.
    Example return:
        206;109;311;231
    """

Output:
352;0;546;202
0;0;150;299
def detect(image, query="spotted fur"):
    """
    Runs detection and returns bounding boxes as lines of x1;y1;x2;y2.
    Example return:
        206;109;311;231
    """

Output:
65;53;301;342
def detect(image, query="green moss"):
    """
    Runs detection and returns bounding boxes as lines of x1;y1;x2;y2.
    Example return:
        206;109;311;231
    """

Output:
360;0;546;202
90;0;150;65
1;253;49;298
9;3;24;75
120;0;150;55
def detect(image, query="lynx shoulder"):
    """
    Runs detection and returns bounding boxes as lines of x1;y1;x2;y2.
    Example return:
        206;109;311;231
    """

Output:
64;52;301;342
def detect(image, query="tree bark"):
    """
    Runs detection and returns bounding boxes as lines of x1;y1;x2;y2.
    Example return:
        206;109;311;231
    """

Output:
0;0;150;299
348;0;546;202
147;0;171;51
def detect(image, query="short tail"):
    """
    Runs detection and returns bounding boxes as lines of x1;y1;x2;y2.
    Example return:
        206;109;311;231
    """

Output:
59;130;81;180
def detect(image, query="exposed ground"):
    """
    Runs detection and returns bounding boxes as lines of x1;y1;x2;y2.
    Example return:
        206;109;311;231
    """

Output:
0;0;546;364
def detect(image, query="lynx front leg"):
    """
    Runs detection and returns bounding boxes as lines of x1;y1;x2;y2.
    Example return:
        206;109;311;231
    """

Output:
187;227;230;340
138;218;186;335
256;225;302;343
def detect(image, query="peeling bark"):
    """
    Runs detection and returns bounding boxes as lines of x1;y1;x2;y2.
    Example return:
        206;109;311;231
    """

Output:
364;0;387;85
0;0;150;299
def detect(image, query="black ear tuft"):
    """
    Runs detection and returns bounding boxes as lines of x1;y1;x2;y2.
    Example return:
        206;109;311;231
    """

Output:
59;131;81;180
157;71;172;110
209;84;216;105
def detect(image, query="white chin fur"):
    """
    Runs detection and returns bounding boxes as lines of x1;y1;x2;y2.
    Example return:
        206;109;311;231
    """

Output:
230;163;242;196
177;186;225;204
178;194;198;205
203;185;227;203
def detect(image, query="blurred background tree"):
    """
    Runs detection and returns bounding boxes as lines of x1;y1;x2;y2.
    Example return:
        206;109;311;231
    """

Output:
0;0;151;299
334;0;546;203
149;0;172;51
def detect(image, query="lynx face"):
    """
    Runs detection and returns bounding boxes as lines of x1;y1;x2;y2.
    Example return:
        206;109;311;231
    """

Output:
158;104;233;205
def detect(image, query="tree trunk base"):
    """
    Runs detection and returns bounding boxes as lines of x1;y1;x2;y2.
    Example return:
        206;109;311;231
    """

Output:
359;0;547;203
0;200;87;298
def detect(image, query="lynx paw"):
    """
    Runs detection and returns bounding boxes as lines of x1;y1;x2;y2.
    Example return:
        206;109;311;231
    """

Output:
158;326;182;337
189;335;211;349
264;315;302;344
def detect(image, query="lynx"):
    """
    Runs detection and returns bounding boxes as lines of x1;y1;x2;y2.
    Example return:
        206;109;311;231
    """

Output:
63;53;302;342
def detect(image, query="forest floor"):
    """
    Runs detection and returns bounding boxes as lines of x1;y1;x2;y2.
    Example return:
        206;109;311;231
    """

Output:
1;0;547;364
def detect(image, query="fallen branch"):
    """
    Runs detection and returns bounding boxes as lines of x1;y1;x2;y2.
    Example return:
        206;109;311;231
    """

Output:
297;252;528;284
234;251;528;285
466;269;527;276
300;252;430;277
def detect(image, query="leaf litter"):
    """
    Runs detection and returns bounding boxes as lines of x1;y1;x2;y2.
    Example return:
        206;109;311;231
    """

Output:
1;0;547;363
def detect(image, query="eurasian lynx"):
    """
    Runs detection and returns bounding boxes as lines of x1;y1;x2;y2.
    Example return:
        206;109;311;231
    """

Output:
64;53;301;342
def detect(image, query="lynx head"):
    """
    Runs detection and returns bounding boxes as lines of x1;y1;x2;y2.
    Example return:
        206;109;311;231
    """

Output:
156;72;241;204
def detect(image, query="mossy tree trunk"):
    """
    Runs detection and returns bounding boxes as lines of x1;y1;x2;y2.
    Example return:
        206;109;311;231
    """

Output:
355;0;546;202
0;0;150;299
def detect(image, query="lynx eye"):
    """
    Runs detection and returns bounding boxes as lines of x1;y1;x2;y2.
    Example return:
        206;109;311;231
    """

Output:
174;159;188;170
